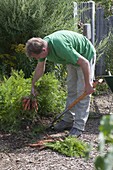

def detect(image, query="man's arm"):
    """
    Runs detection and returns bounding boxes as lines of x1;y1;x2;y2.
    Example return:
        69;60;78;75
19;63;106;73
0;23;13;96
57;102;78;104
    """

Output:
77;55;94;95
31;61;46;96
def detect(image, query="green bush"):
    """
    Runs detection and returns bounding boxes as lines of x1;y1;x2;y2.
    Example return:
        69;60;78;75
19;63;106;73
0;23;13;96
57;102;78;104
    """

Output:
42;0;76;35
0;70;66;132
0;0;77;79
36;72;67;115
0;70;32;132
0;0;76;54
14;53;36;78
12;44;37;78
0;43;37;79
0;0;46;53
0;53;16;78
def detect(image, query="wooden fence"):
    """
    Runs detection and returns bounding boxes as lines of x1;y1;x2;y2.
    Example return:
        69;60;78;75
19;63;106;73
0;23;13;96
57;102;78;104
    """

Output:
95;8;113;76
74;1;113;76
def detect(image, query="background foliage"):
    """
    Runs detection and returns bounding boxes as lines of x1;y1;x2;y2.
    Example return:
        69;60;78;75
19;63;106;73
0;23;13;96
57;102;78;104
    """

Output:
80;0;113;17
0;0;76;52
96;32;113;74
94;0;113;17
0;0;77;79
95;115;113;170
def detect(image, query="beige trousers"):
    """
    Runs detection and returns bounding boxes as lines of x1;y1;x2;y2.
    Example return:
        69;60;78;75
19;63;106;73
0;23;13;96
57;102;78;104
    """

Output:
62;55;96;131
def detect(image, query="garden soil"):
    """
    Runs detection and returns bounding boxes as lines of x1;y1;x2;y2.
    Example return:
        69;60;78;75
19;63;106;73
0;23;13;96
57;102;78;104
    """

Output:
0;93;113;170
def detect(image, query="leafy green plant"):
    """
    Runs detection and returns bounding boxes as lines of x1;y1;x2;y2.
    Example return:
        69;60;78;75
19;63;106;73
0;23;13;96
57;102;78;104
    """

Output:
54;64;67;88
45;136;90;158
0;70;32;132
36;72;66;116
95;115;113;170
0;70;66;132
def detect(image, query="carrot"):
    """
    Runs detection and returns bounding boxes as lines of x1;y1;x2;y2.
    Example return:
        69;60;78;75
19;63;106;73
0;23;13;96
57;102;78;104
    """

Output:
22;96;38;111
31;100;35;109
35;101;38;111
31;99;38;111
22;100;26;109
22;99;28;102
27;99;31;110
28;139;55;147
24;99;30;110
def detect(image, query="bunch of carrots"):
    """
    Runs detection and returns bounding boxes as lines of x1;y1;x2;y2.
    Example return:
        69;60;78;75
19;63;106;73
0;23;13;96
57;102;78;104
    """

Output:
22;96;38;111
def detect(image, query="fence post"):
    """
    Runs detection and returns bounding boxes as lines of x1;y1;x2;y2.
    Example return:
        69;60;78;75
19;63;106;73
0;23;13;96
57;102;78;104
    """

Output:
88;1;95;45
96;7;105;44
83;23;91;40
79;1;95;44
73;2;78;30
73;1;95;44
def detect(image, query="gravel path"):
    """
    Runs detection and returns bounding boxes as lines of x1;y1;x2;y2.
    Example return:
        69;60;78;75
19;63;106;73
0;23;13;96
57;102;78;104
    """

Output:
0;119;100;170
0;93;112;170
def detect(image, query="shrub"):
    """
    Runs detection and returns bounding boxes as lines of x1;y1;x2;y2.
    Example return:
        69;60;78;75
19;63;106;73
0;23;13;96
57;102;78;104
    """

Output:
36;72;67;116
0;70;32;132
12;44;37;78
0;0;76;54
0;43;37;79
0;0;46;53
0;0;77;79
0;70;66;132
0;53;16;78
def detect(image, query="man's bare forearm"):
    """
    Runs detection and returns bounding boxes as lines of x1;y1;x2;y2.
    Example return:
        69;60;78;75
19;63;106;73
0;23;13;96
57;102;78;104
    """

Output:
77;55;94;94
32;61;46;87
77;56;90;83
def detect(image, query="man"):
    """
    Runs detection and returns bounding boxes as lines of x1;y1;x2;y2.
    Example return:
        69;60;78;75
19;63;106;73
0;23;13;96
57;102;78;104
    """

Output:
25;30;96;137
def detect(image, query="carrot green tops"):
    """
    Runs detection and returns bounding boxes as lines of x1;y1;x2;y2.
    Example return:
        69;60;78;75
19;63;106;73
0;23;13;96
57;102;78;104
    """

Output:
39;30;96;65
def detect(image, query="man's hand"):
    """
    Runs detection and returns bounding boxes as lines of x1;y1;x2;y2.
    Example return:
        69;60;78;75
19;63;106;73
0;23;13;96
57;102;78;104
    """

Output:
31;86;38;96
85;83;94;95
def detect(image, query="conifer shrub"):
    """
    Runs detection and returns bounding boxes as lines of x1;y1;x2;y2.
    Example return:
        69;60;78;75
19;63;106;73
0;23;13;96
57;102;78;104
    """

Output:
0;0;75;79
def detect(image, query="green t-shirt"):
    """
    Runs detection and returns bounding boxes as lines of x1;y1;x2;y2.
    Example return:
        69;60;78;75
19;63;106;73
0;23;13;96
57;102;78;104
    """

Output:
39;30;96;65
